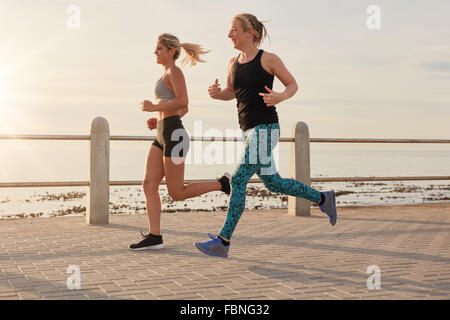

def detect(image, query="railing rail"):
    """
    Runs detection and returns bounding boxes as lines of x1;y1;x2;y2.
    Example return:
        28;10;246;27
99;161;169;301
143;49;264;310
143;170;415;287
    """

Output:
2;135;450;144
2;176;450;189
1;118;449;224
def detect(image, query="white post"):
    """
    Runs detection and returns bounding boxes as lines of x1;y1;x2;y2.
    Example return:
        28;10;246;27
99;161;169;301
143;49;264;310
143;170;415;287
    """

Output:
87;117;110;224
288;121;311;216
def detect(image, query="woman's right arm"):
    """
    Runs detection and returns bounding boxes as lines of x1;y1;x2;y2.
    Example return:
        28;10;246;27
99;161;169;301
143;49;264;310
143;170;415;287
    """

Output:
208;57;236;101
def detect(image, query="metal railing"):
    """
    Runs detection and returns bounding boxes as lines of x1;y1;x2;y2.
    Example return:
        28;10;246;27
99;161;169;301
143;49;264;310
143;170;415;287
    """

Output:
1;117;449;223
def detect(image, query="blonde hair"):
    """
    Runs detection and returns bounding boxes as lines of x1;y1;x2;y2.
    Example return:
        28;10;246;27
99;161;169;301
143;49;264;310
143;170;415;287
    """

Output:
233;13;270;47
158;33;210;67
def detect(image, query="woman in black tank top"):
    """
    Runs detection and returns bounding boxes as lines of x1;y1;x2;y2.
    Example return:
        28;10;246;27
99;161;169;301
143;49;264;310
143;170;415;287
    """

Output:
231;49;279;131
194;14;337;258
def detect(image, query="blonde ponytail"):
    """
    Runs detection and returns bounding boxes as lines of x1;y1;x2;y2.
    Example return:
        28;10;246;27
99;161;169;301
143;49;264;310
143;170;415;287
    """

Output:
158;33;210;67
180;43;210;66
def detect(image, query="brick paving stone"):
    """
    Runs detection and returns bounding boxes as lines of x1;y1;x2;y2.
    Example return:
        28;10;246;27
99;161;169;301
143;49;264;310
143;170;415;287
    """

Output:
99;283;123;293
146;286;173;297
230;293;268;299
196;290;228;300
41;290;89;298
64;294;91;300
112;279;136;287
16;290;43;299
265;289;293;300
0;286;15;294
131;292;157;300
0;295;20;300
0;291;19;298
210;286;238;296
124;274;149;282
83;289;110;299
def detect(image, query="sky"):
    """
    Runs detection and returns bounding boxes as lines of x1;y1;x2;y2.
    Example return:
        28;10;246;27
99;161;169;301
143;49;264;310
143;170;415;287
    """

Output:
1;0;450;141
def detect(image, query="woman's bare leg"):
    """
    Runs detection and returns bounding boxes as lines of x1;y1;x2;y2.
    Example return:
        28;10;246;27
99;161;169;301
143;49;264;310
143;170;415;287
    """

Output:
142;145;165;235
163;157;221;201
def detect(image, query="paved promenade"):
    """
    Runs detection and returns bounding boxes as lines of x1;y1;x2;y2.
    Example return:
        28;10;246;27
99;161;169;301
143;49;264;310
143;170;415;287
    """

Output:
0;203;449;300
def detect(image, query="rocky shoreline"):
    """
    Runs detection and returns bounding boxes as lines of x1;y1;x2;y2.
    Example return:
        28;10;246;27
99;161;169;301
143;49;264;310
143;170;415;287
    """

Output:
1;181;449;219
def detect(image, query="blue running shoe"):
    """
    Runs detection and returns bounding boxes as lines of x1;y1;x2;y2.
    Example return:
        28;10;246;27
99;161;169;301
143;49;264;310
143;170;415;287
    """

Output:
194;233;230;258
319;190;337;225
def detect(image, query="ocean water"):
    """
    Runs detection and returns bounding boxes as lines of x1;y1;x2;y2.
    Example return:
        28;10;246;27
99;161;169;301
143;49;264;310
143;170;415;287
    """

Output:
0;141;449;218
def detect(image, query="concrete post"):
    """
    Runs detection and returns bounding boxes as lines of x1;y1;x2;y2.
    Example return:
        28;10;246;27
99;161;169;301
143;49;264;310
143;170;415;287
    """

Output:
87;117;110;224
288;121;311;216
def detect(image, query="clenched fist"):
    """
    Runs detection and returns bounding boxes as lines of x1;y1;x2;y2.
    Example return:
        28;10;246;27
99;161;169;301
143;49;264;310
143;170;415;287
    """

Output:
147;118;157;130
141;100;155;112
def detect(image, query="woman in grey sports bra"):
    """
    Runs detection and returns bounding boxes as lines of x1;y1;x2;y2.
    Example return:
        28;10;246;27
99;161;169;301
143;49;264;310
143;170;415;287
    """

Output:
130;34;231;250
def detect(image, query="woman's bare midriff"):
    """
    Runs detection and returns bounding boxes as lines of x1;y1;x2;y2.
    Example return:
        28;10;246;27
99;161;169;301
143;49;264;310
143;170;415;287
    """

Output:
157;109;180;121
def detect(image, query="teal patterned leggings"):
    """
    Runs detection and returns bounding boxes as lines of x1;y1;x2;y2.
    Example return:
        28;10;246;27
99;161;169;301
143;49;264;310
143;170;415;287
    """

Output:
219;123;322;240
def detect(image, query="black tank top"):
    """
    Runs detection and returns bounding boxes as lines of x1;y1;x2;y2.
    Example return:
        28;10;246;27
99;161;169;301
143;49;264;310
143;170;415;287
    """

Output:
231;49;279;131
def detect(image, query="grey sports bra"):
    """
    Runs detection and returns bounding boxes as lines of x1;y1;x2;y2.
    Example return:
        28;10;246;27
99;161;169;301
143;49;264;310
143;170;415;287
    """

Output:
154;78;176;102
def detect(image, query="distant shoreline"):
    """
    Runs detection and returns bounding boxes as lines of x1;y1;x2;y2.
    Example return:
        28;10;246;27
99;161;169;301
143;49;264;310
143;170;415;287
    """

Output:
1;180;450;220
1;202;450;221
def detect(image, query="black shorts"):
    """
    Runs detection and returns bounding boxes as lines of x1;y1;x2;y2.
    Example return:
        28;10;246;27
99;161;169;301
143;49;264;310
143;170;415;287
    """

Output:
152;115;190;158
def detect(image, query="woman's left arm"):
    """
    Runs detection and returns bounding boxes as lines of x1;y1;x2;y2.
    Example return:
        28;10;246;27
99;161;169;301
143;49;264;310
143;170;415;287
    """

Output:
259;53;298;107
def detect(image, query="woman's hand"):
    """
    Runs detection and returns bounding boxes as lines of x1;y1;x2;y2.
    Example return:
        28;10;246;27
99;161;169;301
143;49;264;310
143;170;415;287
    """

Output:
259;86;284;107
141;100;155;112
208;79;222;99
147;118;157;130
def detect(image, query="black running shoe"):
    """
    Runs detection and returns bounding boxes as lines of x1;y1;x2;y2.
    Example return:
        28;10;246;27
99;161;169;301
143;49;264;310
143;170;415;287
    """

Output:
218;172;231;195
130;232;164;250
